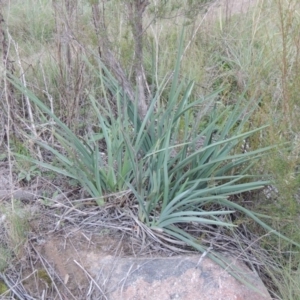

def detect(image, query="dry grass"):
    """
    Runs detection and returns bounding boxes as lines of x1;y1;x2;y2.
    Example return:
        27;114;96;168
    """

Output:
0;193;281;299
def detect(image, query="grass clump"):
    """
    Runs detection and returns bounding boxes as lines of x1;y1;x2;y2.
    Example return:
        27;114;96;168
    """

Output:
2;202;29;260
10;32;300;285
6;0;55;44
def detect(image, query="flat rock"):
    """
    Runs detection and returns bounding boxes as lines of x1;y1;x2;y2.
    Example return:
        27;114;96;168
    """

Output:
87;254;271;300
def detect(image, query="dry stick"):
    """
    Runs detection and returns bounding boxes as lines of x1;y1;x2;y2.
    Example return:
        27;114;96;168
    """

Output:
96;251;123;295
91;2;150;118
53;0;72;125
0;272;34;300
40;63;55;145
73;260;108;300
62;1;73;126
119;263;134;296
149;17;162;93
146;2;219;95
250;0;263;49
128;209;189;252
29;241;74;300
181;1;218;62
118;261;154;297
8;33;43;161
128;0;149;117
91;3;135;103
277;0;293;125
0;11;14;199
54;1;85;127
227;230;274;273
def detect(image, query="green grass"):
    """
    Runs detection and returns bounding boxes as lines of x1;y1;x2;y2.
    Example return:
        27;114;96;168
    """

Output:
0;201;29;267
6;0;55;44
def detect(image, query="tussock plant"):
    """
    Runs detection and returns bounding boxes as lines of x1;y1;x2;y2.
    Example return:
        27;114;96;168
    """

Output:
9;31;300;288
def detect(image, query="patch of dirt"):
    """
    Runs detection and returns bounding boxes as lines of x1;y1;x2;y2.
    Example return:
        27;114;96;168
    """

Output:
38;233;92;295
21;221;133;299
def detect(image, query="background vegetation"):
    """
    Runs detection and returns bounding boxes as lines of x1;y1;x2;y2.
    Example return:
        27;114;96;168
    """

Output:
1;0;300;299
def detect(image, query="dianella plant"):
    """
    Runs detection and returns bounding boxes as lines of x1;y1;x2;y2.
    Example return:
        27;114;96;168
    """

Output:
10;30;300;281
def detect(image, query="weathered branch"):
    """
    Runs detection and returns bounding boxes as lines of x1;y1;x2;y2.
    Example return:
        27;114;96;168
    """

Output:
127;0;149;117
0;11;15;127
91;1;149;118
91;3;135;101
